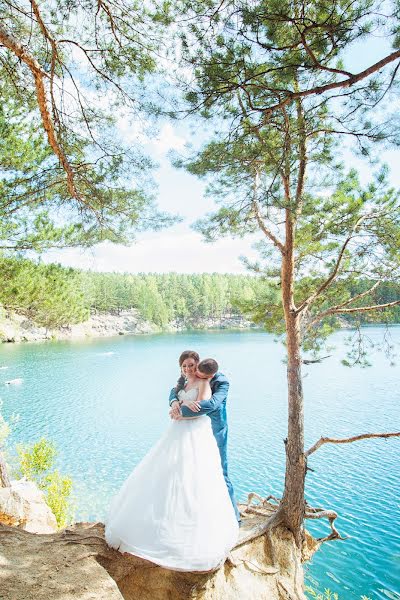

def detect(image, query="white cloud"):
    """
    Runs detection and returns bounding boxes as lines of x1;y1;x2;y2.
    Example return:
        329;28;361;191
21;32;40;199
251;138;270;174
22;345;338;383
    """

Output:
116;111;148;145
150;123;186;156
44;229;259;274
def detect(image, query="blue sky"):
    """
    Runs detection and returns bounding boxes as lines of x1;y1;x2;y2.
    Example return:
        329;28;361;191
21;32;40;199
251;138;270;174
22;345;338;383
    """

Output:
43;33;400;274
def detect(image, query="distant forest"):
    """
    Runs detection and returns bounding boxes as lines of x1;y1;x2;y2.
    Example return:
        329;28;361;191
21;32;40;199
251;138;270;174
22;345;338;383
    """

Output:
0;256;399;330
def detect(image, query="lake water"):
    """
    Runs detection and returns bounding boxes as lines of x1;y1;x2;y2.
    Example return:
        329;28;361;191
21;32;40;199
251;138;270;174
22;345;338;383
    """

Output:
1;327;399;600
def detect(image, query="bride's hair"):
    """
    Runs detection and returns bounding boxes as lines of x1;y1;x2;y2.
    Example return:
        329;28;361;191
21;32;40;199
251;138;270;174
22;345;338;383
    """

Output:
175;350;200;393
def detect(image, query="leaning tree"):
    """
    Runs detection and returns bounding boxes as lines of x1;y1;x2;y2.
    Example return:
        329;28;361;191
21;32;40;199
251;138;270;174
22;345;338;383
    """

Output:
172;0;400;548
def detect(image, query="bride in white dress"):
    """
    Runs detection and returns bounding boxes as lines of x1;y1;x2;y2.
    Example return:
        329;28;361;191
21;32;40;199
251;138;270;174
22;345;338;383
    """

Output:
104;352;239;571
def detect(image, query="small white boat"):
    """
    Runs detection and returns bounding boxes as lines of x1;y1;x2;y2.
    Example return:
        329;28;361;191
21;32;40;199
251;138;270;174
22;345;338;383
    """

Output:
5;378;23;385
0;366;9;370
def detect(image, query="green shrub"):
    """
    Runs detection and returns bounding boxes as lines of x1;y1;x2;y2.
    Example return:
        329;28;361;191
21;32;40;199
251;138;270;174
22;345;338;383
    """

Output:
305;586;371;600
16;437;73;528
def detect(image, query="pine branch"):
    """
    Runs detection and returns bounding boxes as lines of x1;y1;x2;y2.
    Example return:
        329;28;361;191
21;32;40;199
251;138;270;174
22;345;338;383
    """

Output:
296;214;367;314
335;299;400;314
262;49;400;121
0;22;82;202
252;199;285;254
307;280;382;328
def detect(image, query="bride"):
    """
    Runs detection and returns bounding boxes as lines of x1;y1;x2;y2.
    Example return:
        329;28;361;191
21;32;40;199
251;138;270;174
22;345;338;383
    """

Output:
104;350;239;571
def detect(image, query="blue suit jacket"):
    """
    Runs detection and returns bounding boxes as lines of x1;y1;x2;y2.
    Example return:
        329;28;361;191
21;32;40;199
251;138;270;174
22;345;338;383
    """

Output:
168;372;230;462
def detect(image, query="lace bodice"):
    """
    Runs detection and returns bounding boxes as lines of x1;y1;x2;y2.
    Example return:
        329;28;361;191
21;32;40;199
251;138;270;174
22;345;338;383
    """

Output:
177;388;199;403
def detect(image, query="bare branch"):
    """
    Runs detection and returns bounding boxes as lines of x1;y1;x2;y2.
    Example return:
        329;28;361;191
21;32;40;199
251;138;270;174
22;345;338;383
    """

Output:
306;432;400;458
252;198;285;254
310;299;400;326
304;505;346;543
333;299;400;314
302;355;331;364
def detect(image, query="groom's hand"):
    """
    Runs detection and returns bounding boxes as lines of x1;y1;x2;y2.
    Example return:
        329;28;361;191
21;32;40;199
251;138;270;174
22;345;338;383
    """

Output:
169;400;182;420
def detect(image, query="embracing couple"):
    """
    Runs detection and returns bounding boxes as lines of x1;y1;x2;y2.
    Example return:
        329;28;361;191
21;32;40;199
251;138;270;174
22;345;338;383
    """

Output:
105;350;240;572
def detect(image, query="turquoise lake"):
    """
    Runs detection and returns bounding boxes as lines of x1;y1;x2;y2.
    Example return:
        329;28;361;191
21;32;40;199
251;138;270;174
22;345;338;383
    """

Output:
1;327;399;599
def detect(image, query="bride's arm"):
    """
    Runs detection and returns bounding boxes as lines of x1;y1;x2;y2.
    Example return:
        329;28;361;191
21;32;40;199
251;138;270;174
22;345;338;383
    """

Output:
196;379;212;401
180;380;211;415
180;375;229;417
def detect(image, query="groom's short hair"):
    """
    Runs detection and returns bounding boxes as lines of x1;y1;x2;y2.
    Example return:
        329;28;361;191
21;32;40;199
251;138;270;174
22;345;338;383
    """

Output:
198;358;218;376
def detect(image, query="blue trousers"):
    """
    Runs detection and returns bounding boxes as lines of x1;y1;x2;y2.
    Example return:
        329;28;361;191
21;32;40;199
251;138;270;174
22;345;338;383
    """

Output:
213;428;241;522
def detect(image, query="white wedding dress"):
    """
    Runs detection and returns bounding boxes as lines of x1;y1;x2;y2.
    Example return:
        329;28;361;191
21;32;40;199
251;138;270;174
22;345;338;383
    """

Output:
104;388;239;571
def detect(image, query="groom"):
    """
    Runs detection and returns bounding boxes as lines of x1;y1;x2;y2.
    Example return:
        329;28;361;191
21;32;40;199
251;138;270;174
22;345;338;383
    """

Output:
168;355;241;523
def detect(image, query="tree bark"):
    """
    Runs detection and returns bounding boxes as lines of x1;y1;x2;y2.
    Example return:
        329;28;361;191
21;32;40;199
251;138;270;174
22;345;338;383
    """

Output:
279;311;306;546
279;206;306;547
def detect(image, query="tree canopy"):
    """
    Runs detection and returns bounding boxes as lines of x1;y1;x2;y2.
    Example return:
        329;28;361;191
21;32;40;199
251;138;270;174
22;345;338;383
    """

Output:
0;0;175;250
174;0;400;356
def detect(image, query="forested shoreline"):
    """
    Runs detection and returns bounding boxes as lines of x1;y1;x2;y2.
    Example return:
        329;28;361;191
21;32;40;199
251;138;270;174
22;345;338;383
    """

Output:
0;256;399;335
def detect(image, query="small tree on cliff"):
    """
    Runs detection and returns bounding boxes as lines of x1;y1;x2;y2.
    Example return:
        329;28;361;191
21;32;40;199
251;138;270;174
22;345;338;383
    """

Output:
174;0;400;546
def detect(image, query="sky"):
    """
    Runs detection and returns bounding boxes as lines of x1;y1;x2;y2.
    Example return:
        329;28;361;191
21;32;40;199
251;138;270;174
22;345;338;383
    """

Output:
43;32;400;275
44;124;262;275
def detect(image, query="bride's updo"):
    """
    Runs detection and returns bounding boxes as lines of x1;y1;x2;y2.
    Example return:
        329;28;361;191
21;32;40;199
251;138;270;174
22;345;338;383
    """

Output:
175;350;200;393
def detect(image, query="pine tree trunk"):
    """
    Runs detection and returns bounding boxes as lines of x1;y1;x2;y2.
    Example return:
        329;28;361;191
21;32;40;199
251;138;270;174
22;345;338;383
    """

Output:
280;313;306;546
279;207;306;546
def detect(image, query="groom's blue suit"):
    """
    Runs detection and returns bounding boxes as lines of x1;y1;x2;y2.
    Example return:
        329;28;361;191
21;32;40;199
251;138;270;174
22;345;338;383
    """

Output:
169;372;240;522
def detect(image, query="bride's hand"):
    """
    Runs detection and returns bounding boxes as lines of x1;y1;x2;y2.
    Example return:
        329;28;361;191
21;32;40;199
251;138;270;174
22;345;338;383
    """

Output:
182;400;201;412
169;400;182;420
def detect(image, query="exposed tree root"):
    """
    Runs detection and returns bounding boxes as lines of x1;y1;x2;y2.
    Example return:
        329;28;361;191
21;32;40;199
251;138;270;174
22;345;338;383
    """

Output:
237;493;283;548
239;492;345;556
304;502;346;543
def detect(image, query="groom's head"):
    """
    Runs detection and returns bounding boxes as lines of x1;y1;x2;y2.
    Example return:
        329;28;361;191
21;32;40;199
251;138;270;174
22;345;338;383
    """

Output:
196;358;218;379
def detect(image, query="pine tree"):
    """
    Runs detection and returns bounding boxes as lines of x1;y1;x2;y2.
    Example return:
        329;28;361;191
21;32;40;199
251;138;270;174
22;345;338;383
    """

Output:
174;0;400;546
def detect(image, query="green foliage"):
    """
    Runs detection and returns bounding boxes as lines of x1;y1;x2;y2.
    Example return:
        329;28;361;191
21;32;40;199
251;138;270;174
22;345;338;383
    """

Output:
0;256;276;330
83;270;272;327
16;438;73;528
42;471;73;530
17;438;57;481
0;89;86;252
305;586;371;600
0;257;89;329
0;256;398;334
174;1;400;362
0;0;176;252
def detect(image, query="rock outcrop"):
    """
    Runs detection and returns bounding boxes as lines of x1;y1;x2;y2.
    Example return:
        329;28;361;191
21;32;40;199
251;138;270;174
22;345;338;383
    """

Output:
0;479;57;533
168;314;259;331
0;309;157;343
0;507;310;600
0;310;258;344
